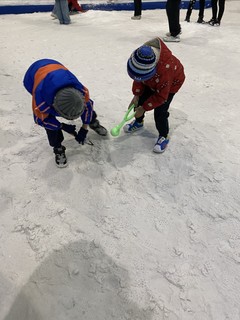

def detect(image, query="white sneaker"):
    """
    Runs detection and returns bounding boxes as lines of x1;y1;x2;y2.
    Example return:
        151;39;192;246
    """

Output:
131;15;141;20
153;136;169;153
51;13;58;19
163;35;180;43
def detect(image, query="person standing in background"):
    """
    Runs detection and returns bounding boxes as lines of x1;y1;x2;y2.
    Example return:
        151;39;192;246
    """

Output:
208;0;226;26
185;0;206;23
51;0;86;19
163;0;181;42
131;0;142;20
54;0;71;25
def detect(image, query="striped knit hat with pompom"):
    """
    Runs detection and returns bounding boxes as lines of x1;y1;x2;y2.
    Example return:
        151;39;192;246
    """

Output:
127;45;157;81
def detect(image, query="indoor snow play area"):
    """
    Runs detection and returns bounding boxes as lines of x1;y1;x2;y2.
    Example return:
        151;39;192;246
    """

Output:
0;1;240;319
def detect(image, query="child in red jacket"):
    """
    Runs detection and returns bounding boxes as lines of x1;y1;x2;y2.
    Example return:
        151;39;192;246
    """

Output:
124;37;185;153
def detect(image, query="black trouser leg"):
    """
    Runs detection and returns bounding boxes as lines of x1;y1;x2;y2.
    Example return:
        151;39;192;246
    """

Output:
45;128;64;148
211;0;218;19
135;87;154;123
134;0;142;16
154;93;175;138
135;88;175;137
166;0;181;37
186;0;196;20
90;110;97;125
199;0;205;19
218;0;225;22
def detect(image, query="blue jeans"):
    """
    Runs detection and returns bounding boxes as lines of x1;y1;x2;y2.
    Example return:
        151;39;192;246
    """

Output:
54;0;71;24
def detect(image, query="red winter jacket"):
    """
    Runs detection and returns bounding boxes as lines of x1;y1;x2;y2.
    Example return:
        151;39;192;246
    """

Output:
132;37;185;111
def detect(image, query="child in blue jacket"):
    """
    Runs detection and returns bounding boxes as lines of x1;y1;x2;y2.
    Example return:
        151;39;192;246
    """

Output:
23;59;107;167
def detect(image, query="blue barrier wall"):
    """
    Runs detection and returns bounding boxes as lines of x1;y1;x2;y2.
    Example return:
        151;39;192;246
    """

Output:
0;1;212;15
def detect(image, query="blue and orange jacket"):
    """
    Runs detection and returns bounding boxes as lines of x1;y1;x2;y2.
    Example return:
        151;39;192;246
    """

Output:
23;59;93;130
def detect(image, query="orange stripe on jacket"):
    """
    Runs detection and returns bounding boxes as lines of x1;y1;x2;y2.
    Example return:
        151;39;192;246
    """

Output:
83;86;90;102
32;64;68;121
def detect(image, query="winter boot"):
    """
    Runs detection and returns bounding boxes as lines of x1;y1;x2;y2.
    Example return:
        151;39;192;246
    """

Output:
123;119;144;133
89;119;108;136
51;12;58;19
131;15;141;20
153;136;169;153
208;18;220;26
53;146;68;168
197;17;206;23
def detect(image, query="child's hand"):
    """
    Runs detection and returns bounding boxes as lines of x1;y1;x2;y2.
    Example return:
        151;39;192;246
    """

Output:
134;105;145;118
129;96;139;109
75;127;88;145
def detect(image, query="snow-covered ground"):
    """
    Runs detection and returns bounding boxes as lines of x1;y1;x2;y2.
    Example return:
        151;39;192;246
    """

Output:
0;2;240;320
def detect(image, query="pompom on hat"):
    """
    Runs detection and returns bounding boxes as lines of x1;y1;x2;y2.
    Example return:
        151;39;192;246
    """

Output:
127;45;157;81
54;87;84;120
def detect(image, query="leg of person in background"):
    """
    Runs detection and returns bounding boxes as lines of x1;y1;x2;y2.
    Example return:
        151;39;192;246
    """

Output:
54;0;63;23
217;0;226;24
68;1;72;12
208;0;218;25
164;0;181;42
55;0;71;25
59;0;71;24
131;0;142;20
185;0;196;22
197;0;206;23
51;3;58;19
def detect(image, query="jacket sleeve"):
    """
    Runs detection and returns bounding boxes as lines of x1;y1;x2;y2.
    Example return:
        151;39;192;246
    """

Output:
34;114;62;130
132;81;146;97
81;99;94;124
134;67;176;111
33;83;62;130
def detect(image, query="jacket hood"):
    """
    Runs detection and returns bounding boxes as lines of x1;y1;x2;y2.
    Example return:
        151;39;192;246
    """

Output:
144;37;161;62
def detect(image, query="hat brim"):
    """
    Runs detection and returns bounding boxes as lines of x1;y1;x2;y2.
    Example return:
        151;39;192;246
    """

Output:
53;87;84;120
56;109;82;120
53;101;83;120
127;61;157;82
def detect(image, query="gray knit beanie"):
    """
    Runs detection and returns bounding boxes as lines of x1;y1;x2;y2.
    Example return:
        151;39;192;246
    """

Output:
54;87;84;120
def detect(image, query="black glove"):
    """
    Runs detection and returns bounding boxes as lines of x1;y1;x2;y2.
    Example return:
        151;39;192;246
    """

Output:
61;123;77;136
75;127;88;145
